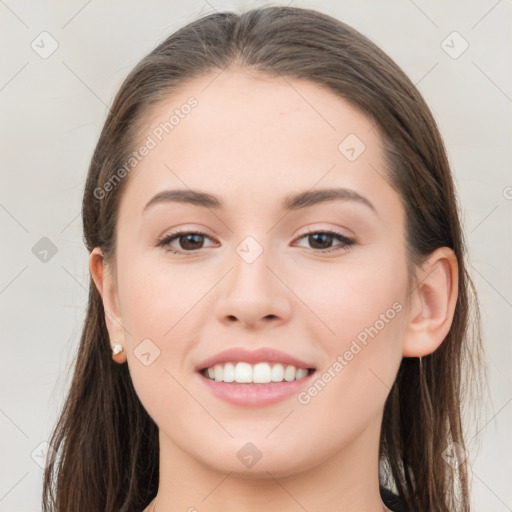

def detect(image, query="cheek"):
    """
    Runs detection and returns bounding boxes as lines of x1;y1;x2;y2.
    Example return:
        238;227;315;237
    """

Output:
118;265;198;425
293;247;408;342
114;253;201;408
116;250;202;336
295;251;407;402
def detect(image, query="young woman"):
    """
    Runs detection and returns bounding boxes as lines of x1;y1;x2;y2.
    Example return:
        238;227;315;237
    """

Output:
42;6;484;512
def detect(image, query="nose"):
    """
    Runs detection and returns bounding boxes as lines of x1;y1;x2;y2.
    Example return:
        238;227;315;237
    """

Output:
214;241;292;330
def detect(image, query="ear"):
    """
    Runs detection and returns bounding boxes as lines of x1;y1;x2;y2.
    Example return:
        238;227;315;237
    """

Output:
402;247;459;357
89;247;127;363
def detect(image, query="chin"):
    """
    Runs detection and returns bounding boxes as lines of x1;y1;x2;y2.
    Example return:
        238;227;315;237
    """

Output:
198;448;317;479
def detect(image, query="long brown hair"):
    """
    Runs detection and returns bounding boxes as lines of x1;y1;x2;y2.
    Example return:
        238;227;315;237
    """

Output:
42;6;485;511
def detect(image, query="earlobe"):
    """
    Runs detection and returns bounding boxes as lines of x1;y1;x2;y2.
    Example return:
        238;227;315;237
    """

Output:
89;248;128;363
402;247;459;357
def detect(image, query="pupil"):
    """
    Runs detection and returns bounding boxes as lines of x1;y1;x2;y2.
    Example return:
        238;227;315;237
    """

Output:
310;233;331;249
182;234;203;250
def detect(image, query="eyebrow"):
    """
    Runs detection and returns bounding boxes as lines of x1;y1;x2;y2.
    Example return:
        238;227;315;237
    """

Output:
143;187;376;214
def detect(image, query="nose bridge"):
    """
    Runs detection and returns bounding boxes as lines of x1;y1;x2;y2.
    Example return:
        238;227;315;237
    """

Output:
215;232;291;327
230;233;276;301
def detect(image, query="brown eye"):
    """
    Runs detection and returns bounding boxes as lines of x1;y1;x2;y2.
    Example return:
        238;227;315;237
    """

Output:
175;233;205;251
157;230;215;254
295;230;355;254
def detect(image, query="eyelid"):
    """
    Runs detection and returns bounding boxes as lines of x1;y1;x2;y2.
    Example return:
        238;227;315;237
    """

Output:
298;225;355;239
156;228;216;251
292;227;355;252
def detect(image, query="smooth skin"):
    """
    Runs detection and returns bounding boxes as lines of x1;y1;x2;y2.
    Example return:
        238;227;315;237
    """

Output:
90;67;458;512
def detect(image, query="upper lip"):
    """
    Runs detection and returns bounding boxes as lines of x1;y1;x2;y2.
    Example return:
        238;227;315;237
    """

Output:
195;347;316;372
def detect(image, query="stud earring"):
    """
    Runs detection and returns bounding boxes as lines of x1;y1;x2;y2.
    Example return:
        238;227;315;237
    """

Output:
112;343;123;356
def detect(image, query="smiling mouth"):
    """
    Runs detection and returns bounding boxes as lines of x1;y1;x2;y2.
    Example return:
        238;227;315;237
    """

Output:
199;361;316;384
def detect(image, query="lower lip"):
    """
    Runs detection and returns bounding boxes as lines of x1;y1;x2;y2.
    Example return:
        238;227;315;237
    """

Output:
197;370;316;407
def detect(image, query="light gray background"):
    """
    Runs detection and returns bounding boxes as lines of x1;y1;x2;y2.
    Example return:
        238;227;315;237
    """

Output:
1;1;510;511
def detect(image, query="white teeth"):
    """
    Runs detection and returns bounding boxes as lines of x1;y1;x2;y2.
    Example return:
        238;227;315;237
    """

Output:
253;362;272;383
235;362;252;383
223;362;236;382
202;361;311;383
296;367;309;380
284;365;296;382
271;364;284;382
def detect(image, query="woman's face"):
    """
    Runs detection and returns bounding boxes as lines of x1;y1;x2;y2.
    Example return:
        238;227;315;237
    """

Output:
101;67;412;476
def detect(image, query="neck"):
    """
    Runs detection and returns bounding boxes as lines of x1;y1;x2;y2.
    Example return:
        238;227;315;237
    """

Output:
149;413;389;512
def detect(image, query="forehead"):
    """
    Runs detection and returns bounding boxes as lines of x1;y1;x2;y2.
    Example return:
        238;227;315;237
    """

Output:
120;67;398;219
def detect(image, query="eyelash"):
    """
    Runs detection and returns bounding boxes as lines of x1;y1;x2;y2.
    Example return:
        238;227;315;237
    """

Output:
156;228;355;255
